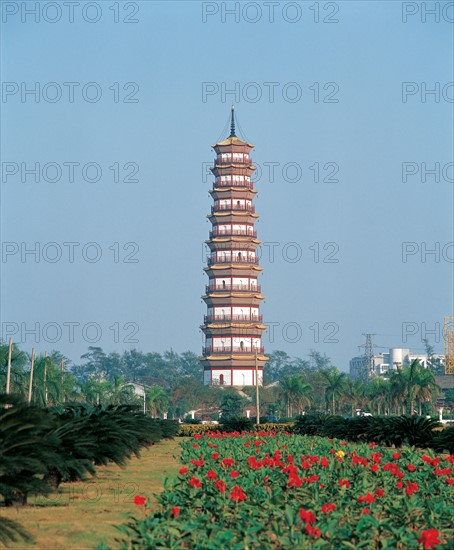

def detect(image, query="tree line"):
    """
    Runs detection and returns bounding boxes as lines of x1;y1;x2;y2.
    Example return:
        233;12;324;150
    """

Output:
0;343;449;419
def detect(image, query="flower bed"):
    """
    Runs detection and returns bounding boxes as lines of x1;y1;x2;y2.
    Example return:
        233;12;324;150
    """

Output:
117;432;454;549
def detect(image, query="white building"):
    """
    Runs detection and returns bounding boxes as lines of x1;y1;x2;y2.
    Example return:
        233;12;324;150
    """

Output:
349;348;444;379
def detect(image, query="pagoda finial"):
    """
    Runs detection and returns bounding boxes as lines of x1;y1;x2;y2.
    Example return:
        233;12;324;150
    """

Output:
229;105;236;137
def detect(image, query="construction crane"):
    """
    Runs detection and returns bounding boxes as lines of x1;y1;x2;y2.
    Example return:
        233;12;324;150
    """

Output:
444;316;454;375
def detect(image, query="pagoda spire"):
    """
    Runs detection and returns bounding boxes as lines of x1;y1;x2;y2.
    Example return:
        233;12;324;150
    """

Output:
229;105;236;137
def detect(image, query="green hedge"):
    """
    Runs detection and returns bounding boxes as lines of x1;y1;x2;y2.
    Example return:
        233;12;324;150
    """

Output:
176;422;295;436
294;413;454;452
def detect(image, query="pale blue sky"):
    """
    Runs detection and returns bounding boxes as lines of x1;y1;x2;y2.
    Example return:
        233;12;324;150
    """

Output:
1;0;453;370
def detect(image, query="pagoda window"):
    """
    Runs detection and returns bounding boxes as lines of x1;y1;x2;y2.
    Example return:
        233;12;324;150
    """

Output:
214;306;230;318
213;337;230;350
215;277;231;288
252;338;261;350
232;277;248;289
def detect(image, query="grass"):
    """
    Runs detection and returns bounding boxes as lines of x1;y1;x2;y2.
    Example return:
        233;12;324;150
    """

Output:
0;439;181;549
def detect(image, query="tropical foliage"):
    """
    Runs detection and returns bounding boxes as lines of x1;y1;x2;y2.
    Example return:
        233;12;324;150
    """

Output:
0;394;178;545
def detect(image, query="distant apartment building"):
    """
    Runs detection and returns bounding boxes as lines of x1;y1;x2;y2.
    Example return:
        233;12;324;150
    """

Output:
349;348;445;379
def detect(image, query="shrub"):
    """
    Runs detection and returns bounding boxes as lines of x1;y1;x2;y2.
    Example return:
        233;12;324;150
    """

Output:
221;416;253;432
177;424;219;437
0;394;60;506
431;425;454;454
293;413;333;436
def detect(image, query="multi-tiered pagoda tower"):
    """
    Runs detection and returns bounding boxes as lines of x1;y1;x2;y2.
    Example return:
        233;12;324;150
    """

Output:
201;108;268;387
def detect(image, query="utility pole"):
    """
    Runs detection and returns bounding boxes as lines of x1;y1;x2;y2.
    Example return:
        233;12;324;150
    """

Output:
60;358;65;402
44;351;48;405
6;338;13;394
255;349;260;425
28;348;35;403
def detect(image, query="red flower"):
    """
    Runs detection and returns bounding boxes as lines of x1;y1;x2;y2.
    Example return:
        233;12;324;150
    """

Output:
192;443;198;448
361;507;370;515
211;452;220;459
207;470;217;479
396;481;404;489
369;442;377;448
215;479;227;493
189;476;202;488
370;452;382;463
418;528;441;549
405;481;418;496
299;508;316;524
407;464;416;472
305;524;321;538
370;464;379;472
320;457;328;467
133;495;146;506
193;434;202;439
287;474;303;488
375;488;385;498
171;506;180;518
230;485;247;502
392;452;401;460
339;479;351;488
321;503;336;514
179;467;188;475
358;493;375;504
446;478;454;485
230;470;240;478
220;458;235;468
190;459;205;467
434;467;452;477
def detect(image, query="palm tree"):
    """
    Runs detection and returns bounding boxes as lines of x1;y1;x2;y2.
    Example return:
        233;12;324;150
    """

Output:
413;366;440;415
388;360;439;415
343;378;365;416
369;377;391;415
147;386;169;417
320;368;347;415
0;342;28;396
278;375;312;417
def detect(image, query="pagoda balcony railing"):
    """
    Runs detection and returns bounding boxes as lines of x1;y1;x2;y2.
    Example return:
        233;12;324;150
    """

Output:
207;255;259;265
215;158;252;165
203;346;265;355
209;228;257;238
211;204;255;213
205;283;261;293
213;180;254;189
204;314;263;323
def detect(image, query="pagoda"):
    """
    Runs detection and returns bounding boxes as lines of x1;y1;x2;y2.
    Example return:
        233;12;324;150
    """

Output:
201;108;268;387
